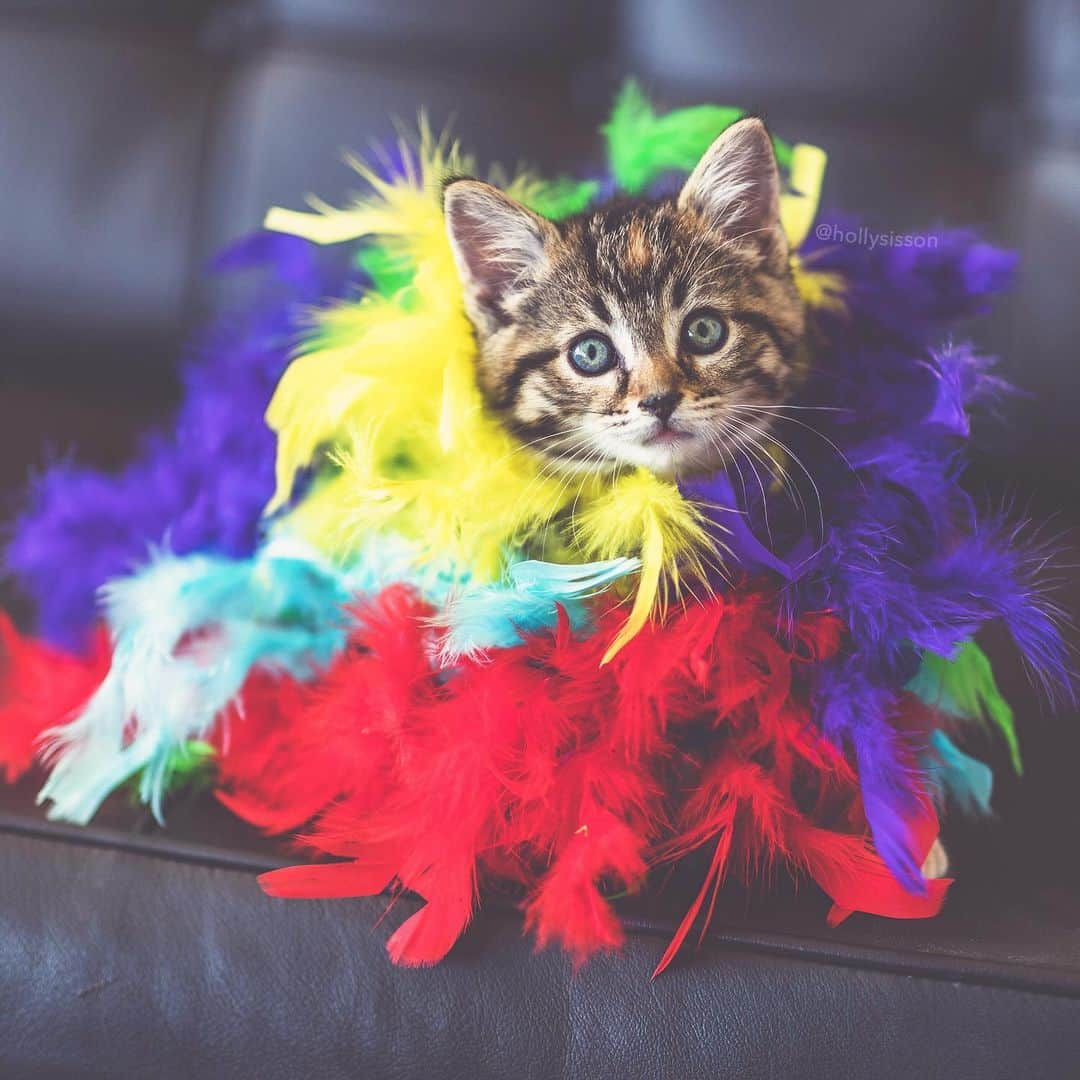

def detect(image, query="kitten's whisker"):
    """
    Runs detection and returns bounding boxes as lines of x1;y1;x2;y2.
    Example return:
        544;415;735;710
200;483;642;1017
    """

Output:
704;426;754;529
729;403;853;414
745;424;824;540
734;432;809;536
723;413;807;521
725;420;808;546
513;429;600;522
713;420;776;547
568;445;610;524
725;413;823;543
484;424;588;486
732;405;865;491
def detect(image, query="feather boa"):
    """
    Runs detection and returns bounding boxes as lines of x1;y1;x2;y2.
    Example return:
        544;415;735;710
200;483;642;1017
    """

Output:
0;84;1072;972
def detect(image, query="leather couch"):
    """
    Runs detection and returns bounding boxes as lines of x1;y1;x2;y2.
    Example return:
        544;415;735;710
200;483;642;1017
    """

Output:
0;740;1076;1078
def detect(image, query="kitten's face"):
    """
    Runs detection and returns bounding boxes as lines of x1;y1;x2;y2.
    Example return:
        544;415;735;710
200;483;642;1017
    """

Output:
445;119;805;477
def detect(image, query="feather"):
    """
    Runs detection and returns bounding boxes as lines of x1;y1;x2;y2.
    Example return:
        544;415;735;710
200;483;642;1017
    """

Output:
926;729;994;817
218;584;435;836
385;878;476;968
790;253;847;312
37;542;350;824
0;614;111;781
651;775;738;977
778;142;828;251
805;831;950;929
435;557;638;663
259;861;395;899
652;734;945;975
521;744;658;967
602;80;791;195
907;640;1022;773
573;470;714;663
816;661;929;894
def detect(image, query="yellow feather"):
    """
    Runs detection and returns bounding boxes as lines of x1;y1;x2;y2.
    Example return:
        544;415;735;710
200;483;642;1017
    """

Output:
601;514;664;665
779;143;827;250
778;142;848;313
791;256;848;313
575;470;714;662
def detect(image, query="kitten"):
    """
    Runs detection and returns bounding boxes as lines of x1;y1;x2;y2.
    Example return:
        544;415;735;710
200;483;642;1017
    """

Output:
444;119;951;882
443;118;805;479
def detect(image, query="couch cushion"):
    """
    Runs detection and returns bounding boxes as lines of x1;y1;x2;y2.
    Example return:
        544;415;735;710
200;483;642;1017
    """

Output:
0;780;1077;1079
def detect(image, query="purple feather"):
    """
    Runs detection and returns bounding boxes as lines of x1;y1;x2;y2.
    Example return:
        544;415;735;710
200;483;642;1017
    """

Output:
816;659;928;893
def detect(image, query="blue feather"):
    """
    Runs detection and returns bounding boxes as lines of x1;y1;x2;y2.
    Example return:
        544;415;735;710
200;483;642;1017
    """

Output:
37;541;352;825
816;659;928;893
437;557;640;663
926;729;994;817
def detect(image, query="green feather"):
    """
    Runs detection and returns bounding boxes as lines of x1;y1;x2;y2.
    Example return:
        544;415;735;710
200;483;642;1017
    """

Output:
126;740;217;808
602;80;793;195
907;640;1022;774
355;244;416;298
521;177;600;220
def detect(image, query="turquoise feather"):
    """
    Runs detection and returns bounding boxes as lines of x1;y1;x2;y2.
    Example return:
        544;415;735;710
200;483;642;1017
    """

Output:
437;557;641;663
37;540;352;825
926;729;994;817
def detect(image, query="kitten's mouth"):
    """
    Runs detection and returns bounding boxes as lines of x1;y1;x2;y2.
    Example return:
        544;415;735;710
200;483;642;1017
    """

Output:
642;424;694;448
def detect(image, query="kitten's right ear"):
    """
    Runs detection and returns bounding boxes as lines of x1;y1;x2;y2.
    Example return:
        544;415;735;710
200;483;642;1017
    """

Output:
678;117;782;243
444;180;556;323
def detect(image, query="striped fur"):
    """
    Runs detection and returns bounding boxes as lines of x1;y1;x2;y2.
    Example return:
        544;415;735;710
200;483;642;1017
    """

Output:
445;119;806;477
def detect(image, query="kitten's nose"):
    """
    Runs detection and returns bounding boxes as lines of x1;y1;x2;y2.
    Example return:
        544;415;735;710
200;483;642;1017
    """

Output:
639;391;681;424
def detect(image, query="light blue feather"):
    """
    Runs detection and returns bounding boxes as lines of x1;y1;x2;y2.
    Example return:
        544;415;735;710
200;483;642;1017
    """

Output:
37;539;352;825
437;557;640;663
926;729;994;817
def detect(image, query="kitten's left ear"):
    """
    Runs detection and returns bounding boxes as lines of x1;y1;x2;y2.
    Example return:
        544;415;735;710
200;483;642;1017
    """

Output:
678;118;782;242
444;179;558;326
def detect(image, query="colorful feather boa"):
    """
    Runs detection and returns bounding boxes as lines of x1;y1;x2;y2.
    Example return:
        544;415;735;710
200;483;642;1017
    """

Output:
0;84;1071;972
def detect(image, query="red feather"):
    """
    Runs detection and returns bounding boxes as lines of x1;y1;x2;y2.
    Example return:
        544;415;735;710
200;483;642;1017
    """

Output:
258;860;395;899
214;586;950;970
216;584;433;834
0;614;111;781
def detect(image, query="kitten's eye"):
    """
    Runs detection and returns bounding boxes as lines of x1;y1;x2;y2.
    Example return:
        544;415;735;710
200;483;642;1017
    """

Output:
568;333;616;375
681;309;728;354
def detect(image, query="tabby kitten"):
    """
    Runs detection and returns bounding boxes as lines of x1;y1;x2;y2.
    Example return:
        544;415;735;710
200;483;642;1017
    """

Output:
443;117;805;478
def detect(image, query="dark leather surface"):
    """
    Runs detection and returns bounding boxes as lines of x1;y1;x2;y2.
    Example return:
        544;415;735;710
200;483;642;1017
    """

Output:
0;767;1076;1080
0;806;1077;1080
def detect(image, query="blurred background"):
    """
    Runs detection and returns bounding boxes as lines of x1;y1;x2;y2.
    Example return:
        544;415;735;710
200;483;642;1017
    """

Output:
1;0;1079;520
